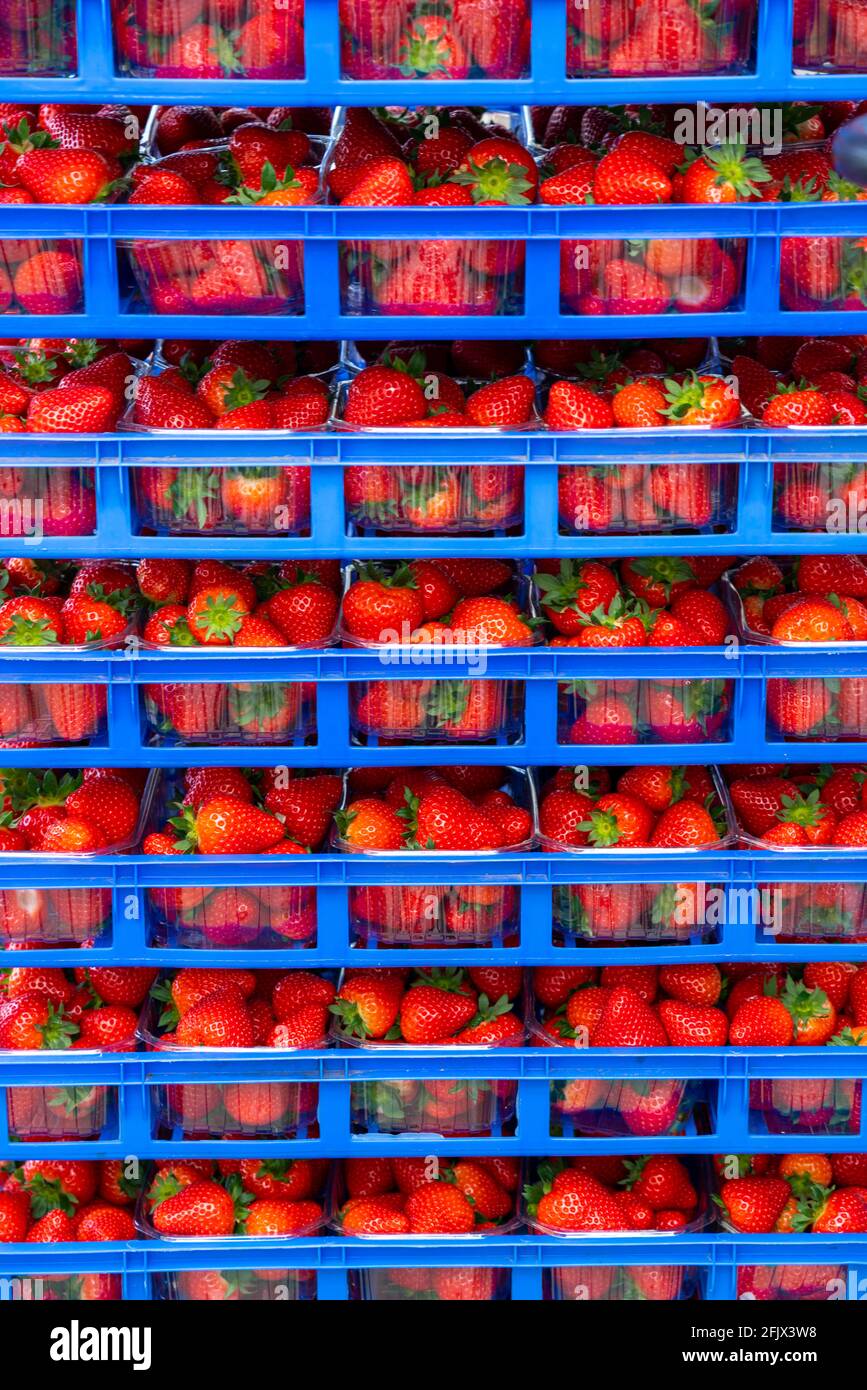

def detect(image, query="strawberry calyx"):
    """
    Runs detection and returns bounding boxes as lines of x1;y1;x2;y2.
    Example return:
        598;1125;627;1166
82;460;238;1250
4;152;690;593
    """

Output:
410;967;473;997
624;555;697;598
328;996;372;1039
10;348;60;388
828;1025;867;1047
150;977;180;1031
578;807;624;847
189;591;245;643
0;614;60;646
222;1172;256;1232
35;1003;78;1051
47;1085;98;1115
696;142;772;197
781;977;831;1026
790;1178;834;1233
24;1173;78;1220
227;160;306;204
775;788;832;828
167;469;220;527
218;369;270;412
450;157;534;206
464;992;512;1030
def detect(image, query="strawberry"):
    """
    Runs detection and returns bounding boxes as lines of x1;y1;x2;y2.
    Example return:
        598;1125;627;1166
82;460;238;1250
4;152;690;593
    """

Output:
151;1179;239;1236
530;1170;627;1233
593;148;672;205
626;1155;697;1212
173;796;285;856
465;374;535;426
330;972;403;1040
263;773;341;849
763;386;836;427
650;800;720;848
729;995;794;1046
397;973;479;1043
592;988;668;1047
682;145;771;204
15;149;115;204
405;1181;476;1234
718;1177;791;1233
262;581;338;647
26;384;116;433
658;999;729;1047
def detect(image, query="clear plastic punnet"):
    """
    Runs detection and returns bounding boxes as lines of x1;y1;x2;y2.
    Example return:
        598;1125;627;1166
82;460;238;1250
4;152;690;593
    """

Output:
147;882;318;951
350;882;520;948
155;1079;318;1140
0;886;113;947
6;1083;117;1143
111;0;305;78
736;1265;848;1301
558;677;735;746
0;1274;123;1301
0;467;97;538
340;0;530;79
547;1077;701;1139
559;238;747;316
522;1156;714;1236
132;463;313;536
123;239;306;316
557;461;738;536
795;0;867;71
345;462;526;536
0;0;77;74
154;1269;316;1301
0;240;83;315
749;1078;863;1136
350;1076;518;1137
566;0;757;76
553;880;724;946
339;239;525;317
142;679;317;748
546;1265;699;1301
348;1268;511;1301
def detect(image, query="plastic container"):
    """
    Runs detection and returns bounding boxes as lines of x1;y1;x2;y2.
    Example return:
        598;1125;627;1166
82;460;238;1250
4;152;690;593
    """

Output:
763;880;867;944
135;1165;327;1242
0;886;113;946
553;880;724;945
329;1160;522;1237
557;461;738;535
329;970;527;1051
0;0;77;75
350;1077;518;1137
540;766;737;855
749;1078;862;1136
132;464;312;537
111;0;305;78
0;769;156;859
0;682;108;747
0;240;83;315
340;0;530;79
350;882;520;948
155;1080;318;1140
335;375;540;435
736;1265;848;1301
522;1157;713;1236
339;239;525;318
548;1077;700;1138
560;239;747;316
349;1268;511;1301
0;466;96;538
795;0;867;71
142;680;317;748
0;1274;122;1301
566;0;758;75
6;1084;115;1142
772;460;862;533
779;236;857;312
345;462;526;535
349;677;526;746
122;239;305;316
725;567;867;745
558;678;734;746
146;883;317;951
546;1265;698;1301
155;1269;316;1301
333;765;538;859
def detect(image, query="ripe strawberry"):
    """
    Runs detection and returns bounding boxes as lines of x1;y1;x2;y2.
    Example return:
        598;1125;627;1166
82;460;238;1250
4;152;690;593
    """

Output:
626;1155;697;1212
331;972;403;1040
658;999;729;1047
27;384;116;433
405;1181;477;1234
151;1179;238;1236
174;796;285;856
544;381;614;430
718;1177;791;1233
593;148;672;205
263;773;341;849
263;580;338;646
16;149;115;204
398;975;479;1044
465;375;535;426
650;800;720;849
65;776;139;842
763;386;836;427
592;988;668;1047
729;995;794;1046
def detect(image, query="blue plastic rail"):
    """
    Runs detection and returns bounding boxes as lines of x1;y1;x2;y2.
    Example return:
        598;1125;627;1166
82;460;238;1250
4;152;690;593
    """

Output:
0;1234;864;1301
8;849;867;967
0;642;866;765
1;1045;865;1159
3;201;867;339
0;0;855;106
3;432;867;561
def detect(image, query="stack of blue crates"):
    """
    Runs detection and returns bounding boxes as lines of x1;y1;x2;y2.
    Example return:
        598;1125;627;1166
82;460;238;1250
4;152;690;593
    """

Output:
1;0;867;1302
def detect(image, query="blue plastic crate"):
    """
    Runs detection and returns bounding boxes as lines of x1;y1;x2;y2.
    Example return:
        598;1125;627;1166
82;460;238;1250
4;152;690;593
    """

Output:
6;848;867;966
1;641;867;764
0;1233;865;1301
2;200;867;339
3;429;867;560
0;0;860;106
1;1044;865;1159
